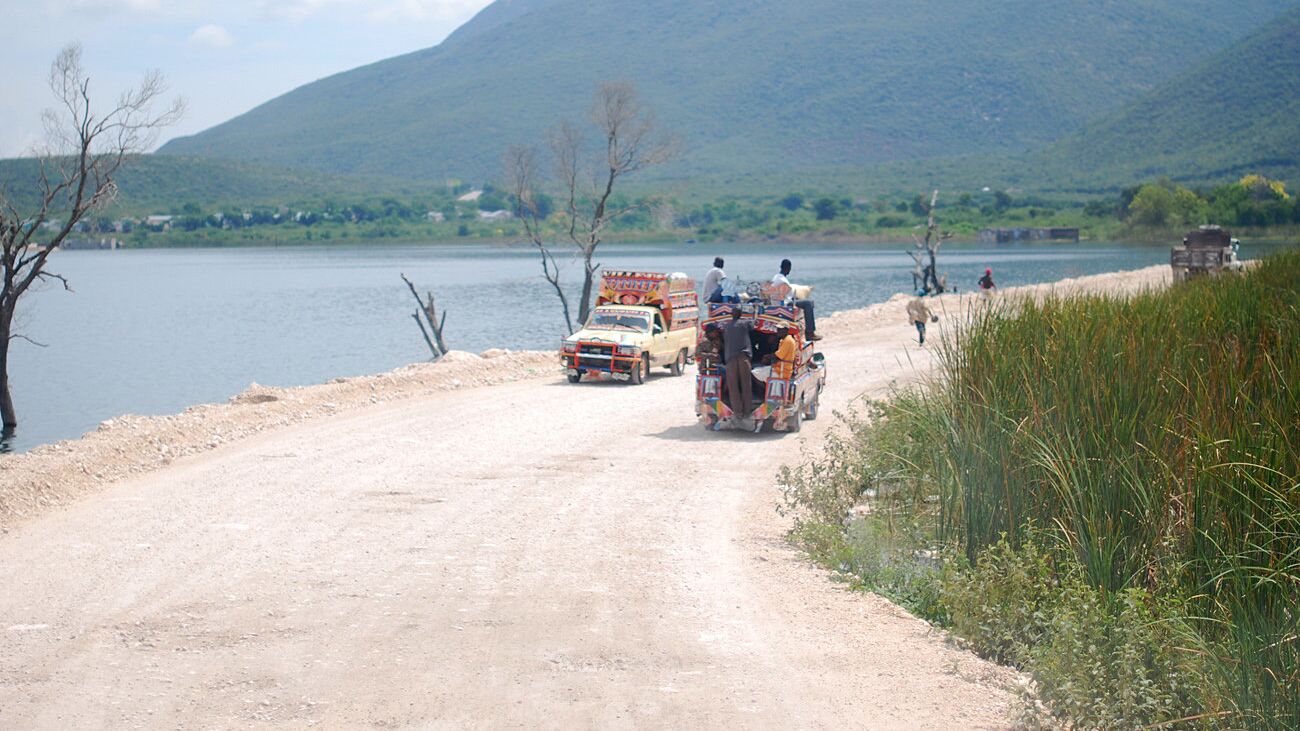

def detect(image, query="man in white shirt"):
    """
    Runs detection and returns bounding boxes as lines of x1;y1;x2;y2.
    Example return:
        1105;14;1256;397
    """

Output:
703;257;725;301
773;259;821;341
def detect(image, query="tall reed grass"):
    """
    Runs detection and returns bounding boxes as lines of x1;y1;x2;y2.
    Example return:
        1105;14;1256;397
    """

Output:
781;253;1300;727
900;252;1300;726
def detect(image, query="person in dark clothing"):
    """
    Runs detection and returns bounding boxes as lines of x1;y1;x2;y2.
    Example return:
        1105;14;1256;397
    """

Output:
722;309;755;418
772;259;821;341
978;268;997;301
697;323;724;373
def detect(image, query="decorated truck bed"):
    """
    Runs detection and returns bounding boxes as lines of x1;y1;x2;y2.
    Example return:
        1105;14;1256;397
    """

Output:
695;298;826;433
560;271;699;384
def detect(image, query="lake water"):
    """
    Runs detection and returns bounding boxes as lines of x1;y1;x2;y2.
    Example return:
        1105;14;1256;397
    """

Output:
6;240;1285;452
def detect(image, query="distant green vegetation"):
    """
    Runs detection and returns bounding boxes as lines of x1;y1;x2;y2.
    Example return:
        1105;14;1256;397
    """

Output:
157;0;1294;184
37;171;1299;248
781;253;1300;728
1086;175;1300;237
0;155;443;215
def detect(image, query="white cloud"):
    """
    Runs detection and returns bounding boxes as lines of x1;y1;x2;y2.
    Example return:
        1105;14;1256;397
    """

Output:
49;0;165;13
189;24;235;49
258;0;330;23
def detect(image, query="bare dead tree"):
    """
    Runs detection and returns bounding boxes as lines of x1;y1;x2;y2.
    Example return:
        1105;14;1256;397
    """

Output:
400;274;449;360
908;189;952;294
505;81;677;333
506;144;574;334
0;44;184;431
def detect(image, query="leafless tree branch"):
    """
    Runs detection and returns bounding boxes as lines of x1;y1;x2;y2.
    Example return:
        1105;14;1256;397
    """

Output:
506;144;575;334
400;273;449;359
9;334;48;348
0;43;184;427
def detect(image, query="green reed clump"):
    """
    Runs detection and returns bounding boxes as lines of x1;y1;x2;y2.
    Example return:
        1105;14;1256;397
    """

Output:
920;252;1300;727
781;252;1300;727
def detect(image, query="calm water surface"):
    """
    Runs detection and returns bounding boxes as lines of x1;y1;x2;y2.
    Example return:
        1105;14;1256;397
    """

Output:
7;240;1283;452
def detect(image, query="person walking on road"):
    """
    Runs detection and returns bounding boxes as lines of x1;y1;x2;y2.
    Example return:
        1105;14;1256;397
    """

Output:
978;268;997;302
906;291;936;345
704;257;726;302
722;309;755;418
772;259;821;341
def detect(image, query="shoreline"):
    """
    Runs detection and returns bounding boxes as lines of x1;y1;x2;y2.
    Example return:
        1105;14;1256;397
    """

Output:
45;230;1300;251
0;264;1172;531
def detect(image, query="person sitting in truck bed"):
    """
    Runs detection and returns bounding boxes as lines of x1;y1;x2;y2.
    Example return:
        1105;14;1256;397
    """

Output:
772;259;821;341
697;324;723;373
770;326;798;380
754;329;780;365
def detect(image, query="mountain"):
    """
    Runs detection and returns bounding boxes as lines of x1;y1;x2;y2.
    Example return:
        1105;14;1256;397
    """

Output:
158;0;1297;186
0;156;442;214
1033;6;1300;190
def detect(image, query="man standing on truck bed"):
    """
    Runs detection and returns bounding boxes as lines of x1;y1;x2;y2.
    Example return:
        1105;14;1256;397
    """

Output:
723;309;755;418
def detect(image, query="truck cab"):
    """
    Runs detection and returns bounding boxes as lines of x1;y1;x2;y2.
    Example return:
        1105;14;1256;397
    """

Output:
561;271;699;384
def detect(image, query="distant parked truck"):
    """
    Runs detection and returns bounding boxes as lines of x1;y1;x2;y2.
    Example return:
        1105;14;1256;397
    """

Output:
1171;225;1242;283
560;271;699;384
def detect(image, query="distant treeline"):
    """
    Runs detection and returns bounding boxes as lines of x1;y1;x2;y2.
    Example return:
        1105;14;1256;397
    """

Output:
61;173;1296;247
1090;174;1298;229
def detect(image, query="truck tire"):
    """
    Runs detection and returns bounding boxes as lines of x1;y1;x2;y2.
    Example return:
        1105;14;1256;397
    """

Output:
669;349;687;376
790;398;803;432
631;354;650;385
567;371;583;384
805;388;820;421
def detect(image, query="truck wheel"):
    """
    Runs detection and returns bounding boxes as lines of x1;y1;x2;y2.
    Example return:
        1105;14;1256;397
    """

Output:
567;371;583;384
790;398;803;432
669;349;687;376
631;354;650;385
805;390;820;421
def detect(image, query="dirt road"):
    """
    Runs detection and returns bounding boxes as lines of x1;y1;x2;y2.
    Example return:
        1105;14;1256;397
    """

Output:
0;267;1167;728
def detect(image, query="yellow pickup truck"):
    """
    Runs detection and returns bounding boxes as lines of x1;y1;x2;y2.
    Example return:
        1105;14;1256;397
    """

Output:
560;271;700;384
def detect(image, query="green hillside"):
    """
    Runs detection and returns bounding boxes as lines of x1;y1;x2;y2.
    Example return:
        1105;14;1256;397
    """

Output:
159;0;1297;185
0;155;444;214
1032;6;1300;190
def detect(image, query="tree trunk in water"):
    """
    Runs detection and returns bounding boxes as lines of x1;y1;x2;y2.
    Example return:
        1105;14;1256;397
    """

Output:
0;318;16;429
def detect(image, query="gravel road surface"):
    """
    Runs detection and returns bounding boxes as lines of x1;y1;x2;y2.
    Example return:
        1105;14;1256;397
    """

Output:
0;267;1168;728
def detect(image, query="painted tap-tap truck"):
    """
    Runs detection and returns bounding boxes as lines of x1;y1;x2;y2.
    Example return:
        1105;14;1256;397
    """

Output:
695;284;826;433
560;271;700;384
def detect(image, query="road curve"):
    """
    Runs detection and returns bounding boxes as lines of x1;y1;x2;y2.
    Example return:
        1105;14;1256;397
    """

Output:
0;293;1034;729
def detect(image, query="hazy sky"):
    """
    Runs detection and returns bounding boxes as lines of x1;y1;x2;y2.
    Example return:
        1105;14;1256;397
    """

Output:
0;0;494;158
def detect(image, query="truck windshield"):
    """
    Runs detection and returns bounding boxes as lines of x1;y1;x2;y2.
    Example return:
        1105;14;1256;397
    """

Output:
589;312;650;332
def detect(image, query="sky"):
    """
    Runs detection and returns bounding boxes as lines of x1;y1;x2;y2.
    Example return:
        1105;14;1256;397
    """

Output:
0;0;495;158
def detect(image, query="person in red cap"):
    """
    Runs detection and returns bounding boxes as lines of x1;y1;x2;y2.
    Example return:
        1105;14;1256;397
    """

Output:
978;267;997;302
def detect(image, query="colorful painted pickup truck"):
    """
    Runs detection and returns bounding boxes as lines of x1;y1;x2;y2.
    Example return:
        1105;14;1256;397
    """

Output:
695;287;826;433
560;271;700;384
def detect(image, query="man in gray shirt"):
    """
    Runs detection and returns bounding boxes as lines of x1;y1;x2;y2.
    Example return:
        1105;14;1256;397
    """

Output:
723;309;755;418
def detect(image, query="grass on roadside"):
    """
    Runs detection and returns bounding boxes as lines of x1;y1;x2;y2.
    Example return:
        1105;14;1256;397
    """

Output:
781;251;1300;729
